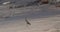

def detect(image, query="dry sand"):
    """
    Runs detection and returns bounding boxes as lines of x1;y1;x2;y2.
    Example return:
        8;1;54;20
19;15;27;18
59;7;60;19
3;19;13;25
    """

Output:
0;4;60;32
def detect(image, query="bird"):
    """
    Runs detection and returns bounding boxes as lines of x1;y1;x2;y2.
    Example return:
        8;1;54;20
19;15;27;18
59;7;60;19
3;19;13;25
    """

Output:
25;17;31;25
